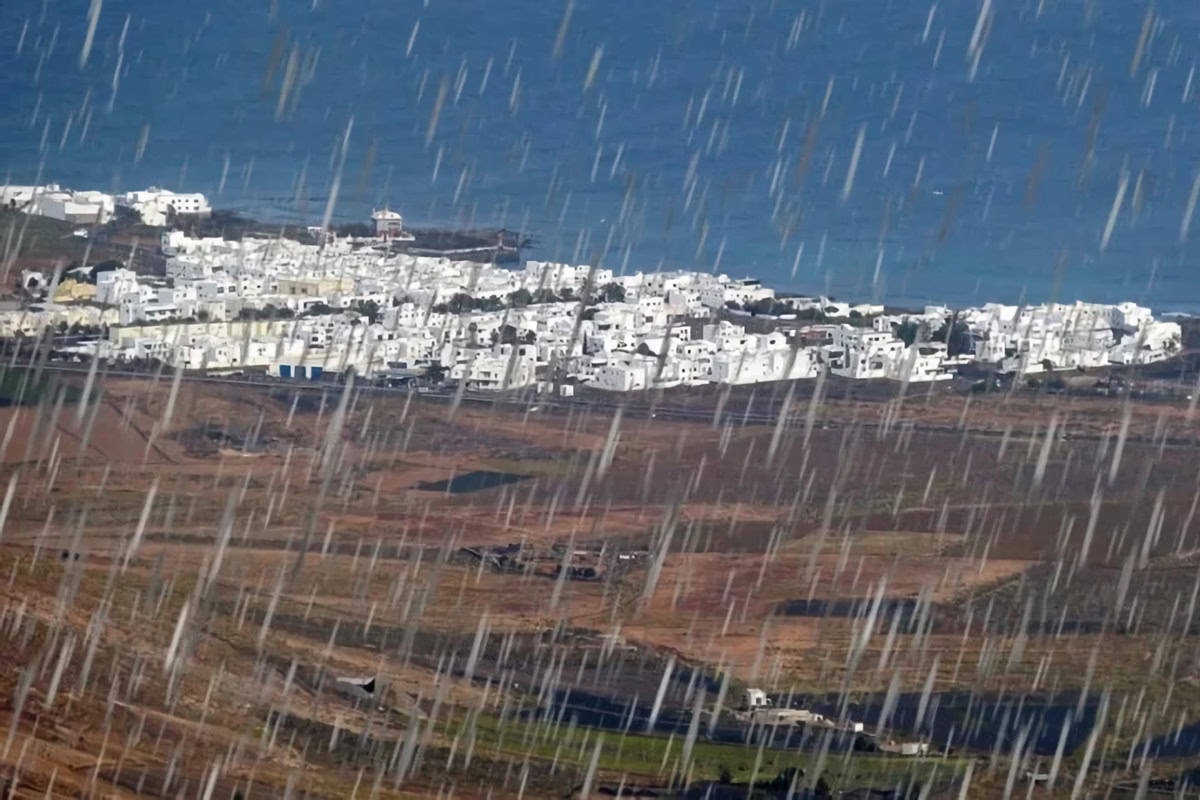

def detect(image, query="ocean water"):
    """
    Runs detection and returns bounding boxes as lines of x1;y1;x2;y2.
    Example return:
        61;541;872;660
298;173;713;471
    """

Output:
0;0;1197;311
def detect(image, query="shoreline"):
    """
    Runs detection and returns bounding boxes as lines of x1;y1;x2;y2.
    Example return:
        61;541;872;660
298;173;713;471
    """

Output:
180;211;1200;320
5;201;1198;319
3;206;1196;398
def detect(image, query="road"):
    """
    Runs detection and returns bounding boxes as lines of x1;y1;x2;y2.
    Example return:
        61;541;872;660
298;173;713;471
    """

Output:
11;359;1200;452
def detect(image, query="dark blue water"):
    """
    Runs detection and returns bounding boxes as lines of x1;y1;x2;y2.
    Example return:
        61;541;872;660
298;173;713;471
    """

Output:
806;691;1098;757
2;0;1198;311
415;469;527;493
531;688;874;753
775;597;924;622
1142;718;1200;759
534;687;1093;757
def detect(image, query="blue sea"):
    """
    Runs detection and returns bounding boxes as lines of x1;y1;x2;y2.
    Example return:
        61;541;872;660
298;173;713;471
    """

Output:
0;0;1197;311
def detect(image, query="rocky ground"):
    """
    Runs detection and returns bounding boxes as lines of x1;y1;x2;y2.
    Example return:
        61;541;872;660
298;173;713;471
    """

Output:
0;368;1198;796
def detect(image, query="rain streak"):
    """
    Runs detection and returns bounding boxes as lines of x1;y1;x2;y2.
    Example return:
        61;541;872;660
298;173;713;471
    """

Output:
0;1;1198;799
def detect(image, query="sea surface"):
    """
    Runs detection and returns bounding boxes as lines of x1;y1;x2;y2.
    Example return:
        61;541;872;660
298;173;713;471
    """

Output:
1;0;1198;311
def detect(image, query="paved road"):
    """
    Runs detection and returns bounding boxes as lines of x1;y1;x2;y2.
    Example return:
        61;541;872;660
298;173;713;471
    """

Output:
14;359;750;422
12;359;1200;451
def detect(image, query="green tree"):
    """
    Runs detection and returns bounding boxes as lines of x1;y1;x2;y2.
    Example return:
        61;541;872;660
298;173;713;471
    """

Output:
425;362;448;383
596;282;625;303
933;316;973;356
445;293;475;314
507;288;533;307
745;297;794;316
354;300;382;324
90;260;123;283
893;320;920;346
744;298;773;316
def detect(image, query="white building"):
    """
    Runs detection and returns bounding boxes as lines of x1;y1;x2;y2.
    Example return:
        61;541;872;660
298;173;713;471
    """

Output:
1109;321;1182;365
371;208;412;240
593;355;657;391
0;184;47;210
3;184;115;224
33;189;114;224
825;326;906;380
889;342;954;382
120;188;211;226
449;344;537;390
95;268;142;305
699;277;776;309
3;215;1182;392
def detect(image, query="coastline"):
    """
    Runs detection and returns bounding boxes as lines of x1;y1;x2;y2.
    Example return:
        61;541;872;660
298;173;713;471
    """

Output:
5;199;1198;318
135;208;1200;320
3;204;1195;402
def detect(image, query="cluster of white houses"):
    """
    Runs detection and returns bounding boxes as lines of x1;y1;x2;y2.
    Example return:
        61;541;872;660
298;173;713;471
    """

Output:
1;183;211;226
6;227;1183;392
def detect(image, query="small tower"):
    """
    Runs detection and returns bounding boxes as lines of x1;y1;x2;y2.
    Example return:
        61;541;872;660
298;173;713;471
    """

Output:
371;207;405;239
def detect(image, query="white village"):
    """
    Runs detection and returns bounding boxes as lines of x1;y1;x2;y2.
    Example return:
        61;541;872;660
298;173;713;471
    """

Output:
2;182;1184;394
